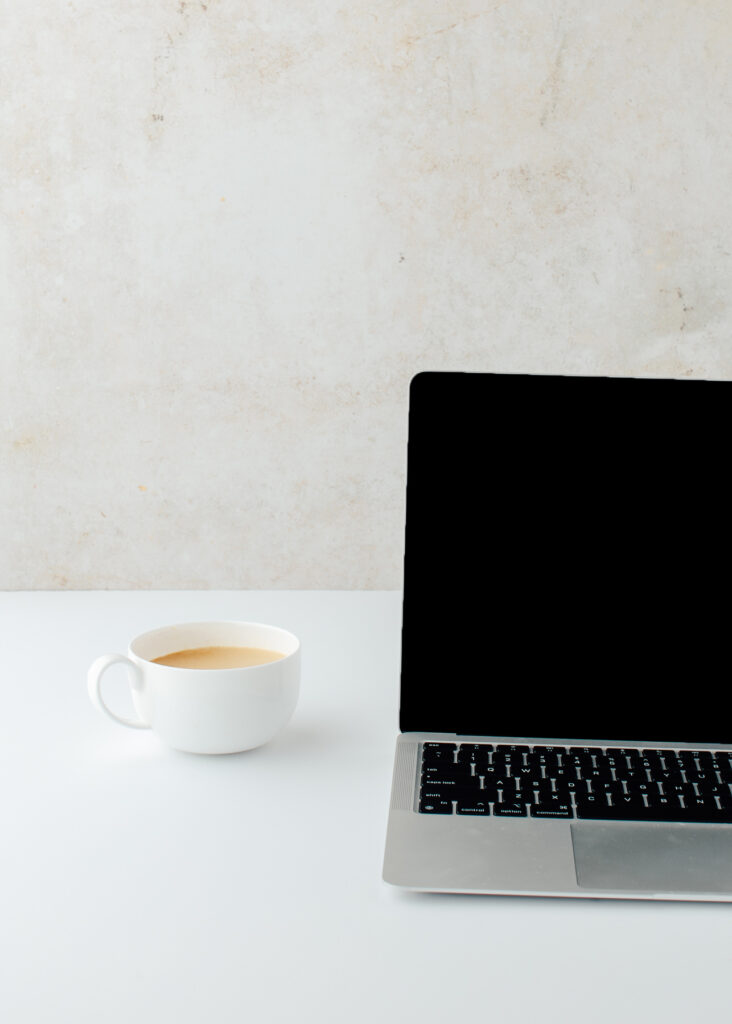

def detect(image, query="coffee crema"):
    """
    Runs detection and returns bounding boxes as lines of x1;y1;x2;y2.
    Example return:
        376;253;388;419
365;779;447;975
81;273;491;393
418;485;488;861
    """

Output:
152;646;285;670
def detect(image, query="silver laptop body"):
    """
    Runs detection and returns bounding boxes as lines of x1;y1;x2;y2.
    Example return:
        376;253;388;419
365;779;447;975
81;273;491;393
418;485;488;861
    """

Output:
383;372;732;900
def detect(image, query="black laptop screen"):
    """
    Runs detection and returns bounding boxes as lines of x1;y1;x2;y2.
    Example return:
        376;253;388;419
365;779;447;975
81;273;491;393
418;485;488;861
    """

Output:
399;372;731;744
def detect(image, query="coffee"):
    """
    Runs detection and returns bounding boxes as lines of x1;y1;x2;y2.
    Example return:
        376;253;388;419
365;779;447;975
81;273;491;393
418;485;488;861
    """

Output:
152;646;285;670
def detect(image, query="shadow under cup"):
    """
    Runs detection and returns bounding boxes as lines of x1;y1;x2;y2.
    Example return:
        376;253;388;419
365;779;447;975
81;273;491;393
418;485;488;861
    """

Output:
128;621;300;754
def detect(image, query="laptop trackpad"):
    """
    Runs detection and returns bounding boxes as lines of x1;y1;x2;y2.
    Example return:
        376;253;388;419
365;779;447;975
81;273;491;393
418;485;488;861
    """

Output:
571;824;732;894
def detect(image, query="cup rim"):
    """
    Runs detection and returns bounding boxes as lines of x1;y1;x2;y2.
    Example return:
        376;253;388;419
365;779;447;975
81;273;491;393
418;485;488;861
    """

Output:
129;620;300;670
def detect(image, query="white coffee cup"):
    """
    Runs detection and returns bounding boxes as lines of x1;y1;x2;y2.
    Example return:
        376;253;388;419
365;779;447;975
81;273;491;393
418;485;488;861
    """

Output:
87;621;300;754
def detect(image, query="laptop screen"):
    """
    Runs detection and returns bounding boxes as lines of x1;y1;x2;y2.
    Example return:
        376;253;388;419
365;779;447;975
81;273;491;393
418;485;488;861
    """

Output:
400;371;731;744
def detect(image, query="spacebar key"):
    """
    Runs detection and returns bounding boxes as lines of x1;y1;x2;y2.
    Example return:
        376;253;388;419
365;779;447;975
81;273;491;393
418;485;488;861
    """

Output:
575;797;647;820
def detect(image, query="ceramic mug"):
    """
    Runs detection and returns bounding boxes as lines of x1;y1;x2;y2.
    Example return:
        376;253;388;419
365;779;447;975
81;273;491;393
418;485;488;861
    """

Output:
87;621;300;754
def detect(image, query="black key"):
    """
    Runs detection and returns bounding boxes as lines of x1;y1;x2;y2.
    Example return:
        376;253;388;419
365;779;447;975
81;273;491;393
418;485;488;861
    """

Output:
581;766;615;783
423;742;456;753
677;751;698;769
613;765;646;782
421;770;472;794
553;779;591;798
422;748;456;764
624;779;654;795
660;780;686;797
457;745;491;764
493;752;526;769
685;794;722;811
496;744;530;753
456;798;490;815
530;801;574;819
492;801;527;817
421;779;477;797
479;763;512;780
650;794;684;814
547;767;579;784
525;752;559;770
516;778;554;801
638;781;664;802
422;762;472;781
564;753;594;768
606;748;642;761
420;788;450;801
650;766;684;783
419;799;453;814
482;780;520;802
700;784;732;807
595;754;624;771
591;778;623;796
640;751;665;769
681;803;732;824
576;796;647;820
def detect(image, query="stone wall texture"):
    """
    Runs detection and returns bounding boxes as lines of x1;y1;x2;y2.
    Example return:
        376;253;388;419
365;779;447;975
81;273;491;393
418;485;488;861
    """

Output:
2;1;732;589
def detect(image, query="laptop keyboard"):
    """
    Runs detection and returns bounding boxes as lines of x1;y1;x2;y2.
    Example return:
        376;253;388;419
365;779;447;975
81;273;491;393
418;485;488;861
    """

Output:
418;743;732;822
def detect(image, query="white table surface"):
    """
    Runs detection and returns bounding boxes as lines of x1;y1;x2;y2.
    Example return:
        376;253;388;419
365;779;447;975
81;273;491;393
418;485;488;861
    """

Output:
2;590;732;1023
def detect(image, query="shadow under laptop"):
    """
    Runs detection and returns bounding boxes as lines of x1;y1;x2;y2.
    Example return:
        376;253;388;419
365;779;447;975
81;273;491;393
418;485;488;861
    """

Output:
388;889;732;911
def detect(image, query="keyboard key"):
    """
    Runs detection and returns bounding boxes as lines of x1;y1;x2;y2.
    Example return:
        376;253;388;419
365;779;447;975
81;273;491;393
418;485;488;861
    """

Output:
479;763;513;780
553;779;591;798
419;799;453;814
576;796;646;820
457;745;491;764
422;762;473;781
516;778;554;801
420;788;450;801
650;766;684;783
526;752;560;770
612;766;645;782
493;801;527;817
606;748;642;762
494;752;526;769
456;799;490;815
422;748;456;764
530;801;574;819
682;804;732;823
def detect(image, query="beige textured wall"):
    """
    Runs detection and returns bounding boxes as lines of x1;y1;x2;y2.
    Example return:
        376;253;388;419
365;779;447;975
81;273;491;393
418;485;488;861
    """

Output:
2;1;732;589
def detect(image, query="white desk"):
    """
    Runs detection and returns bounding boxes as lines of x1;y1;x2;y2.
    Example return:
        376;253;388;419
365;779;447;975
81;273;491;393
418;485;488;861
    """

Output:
2;591;731;1023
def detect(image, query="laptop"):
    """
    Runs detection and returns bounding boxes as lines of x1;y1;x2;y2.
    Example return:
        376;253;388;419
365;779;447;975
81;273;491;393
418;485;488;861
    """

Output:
383;370;732;900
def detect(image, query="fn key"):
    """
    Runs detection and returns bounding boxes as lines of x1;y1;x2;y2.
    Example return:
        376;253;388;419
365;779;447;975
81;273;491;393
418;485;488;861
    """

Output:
419;799;453;814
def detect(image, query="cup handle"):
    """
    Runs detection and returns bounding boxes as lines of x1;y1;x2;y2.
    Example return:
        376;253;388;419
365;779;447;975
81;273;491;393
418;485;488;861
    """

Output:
87;654;151;730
